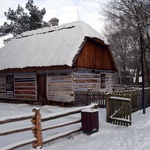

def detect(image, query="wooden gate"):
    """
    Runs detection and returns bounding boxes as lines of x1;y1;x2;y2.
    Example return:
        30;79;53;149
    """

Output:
106;96;131;126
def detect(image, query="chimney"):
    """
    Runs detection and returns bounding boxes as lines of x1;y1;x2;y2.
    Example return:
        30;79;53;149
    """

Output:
49;17;59;26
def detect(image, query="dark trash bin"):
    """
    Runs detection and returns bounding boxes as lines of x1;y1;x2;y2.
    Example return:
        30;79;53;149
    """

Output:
81;109;99;134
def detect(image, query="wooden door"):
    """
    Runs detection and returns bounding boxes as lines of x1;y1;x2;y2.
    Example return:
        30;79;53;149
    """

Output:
37;74;46;101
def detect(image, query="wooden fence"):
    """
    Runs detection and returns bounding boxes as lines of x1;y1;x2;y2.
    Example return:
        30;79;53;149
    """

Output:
112;88;150;112
0;104;97;149
75;91;105;107
106;88;150;126
0;114;35;150
113;85;150;91
106;96;132;126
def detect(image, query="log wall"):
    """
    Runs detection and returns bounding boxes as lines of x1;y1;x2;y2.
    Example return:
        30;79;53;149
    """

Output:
0;69;113;103
14;74;37;100
47;70;73;102
73;72;100;92
73;70;113;93
106;73;113;93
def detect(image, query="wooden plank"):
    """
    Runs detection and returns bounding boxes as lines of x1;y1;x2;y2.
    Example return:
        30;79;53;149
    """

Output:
15;91;36;95
47;91;72;95
15;74;36;78
74;79;100;83
47;72;71;76
74;84;99;88
47;79;72;83
48;91;72;97
15;95;36;100
47;75;72;80
48;81;72;85
15;82;35;86
15;87;36;90
47;82;72;86
15;78;36;82
47;87;72;91
73;73;100;78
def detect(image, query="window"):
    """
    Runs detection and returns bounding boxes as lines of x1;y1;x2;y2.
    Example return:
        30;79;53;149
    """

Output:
101;74;106;88
6;75;14;91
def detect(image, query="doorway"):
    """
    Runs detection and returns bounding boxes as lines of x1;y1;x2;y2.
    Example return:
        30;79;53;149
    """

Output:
37;74;47;101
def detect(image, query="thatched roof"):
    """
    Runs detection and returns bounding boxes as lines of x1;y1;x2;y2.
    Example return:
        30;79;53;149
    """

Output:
0;21;108;71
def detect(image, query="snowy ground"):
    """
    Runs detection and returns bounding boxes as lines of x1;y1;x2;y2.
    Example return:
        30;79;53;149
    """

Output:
0;102;150;150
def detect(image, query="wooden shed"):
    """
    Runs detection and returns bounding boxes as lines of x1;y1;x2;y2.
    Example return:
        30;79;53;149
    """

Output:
0;21;117;105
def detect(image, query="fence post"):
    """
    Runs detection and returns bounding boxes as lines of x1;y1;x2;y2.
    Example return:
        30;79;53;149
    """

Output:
106;94;110;122
31;108;42;148
87;89;91;105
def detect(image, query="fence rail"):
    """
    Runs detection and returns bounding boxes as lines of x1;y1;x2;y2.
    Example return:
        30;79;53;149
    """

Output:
0;104;97;149
0;115;32;124
0;114;35;150
38;104;96;147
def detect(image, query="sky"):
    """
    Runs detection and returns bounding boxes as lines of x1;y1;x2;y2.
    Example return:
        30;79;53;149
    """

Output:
0;0;108;48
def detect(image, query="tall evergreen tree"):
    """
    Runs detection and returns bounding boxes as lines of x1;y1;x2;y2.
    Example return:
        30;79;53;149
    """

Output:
0;0;48;38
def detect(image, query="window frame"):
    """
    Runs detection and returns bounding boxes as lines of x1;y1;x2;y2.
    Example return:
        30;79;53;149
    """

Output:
6;75;14;91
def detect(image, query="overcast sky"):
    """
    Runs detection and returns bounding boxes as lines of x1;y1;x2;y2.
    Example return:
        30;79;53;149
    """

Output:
0;0;108;48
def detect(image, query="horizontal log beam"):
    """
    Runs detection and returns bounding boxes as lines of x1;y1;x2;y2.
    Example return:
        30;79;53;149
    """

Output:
0;126;32;136
42;119;81;131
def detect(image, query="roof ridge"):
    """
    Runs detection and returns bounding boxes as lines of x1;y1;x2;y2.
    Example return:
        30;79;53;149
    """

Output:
16;21;83;39
16;26;75;39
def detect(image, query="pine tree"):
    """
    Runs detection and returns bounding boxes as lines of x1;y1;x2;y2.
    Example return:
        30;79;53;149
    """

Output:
25;0;48;30
0;0;48;38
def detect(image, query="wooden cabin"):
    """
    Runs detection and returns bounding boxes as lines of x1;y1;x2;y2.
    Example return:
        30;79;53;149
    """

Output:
0;21;117;105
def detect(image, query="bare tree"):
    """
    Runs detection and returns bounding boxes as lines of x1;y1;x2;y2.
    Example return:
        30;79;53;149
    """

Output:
102;0;150;85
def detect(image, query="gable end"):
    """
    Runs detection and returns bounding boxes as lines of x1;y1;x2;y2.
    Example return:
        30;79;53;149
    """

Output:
73;38;117;71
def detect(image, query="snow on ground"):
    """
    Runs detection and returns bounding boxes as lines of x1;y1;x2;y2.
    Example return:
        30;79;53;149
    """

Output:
0;102;150;150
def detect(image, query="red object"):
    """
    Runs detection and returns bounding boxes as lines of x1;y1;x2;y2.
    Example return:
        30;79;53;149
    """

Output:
81;109;99;133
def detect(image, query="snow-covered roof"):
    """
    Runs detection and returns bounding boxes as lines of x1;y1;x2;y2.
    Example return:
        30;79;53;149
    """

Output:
0;21;107;71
